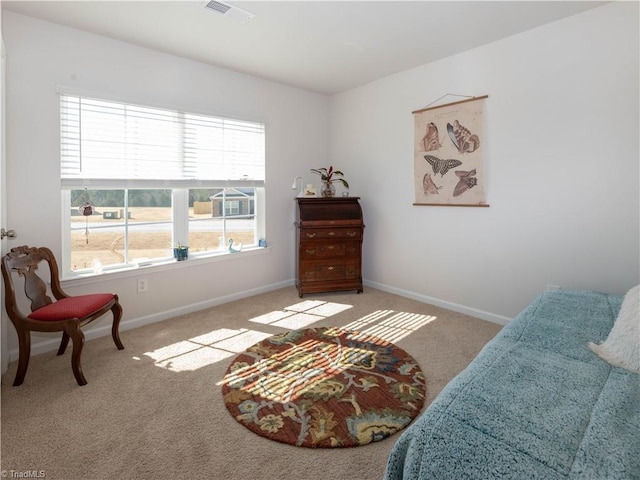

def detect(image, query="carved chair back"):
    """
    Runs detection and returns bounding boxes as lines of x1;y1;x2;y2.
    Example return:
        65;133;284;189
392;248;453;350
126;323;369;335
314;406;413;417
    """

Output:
1;246;66;322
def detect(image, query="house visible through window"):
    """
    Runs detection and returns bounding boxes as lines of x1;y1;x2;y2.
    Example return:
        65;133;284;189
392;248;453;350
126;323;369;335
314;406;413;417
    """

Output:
60;94;265;276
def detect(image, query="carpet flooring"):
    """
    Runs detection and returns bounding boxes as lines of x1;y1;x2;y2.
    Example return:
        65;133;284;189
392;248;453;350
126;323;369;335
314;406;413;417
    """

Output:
1;286;502;480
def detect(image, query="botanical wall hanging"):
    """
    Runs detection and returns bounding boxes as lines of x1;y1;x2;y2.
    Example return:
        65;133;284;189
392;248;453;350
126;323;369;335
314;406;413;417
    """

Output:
412;95;489;207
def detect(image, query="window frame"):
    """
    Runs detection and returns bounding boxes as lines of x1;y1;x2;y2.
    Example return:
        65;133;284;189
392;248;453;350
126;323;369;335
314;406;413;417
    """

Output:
59;91;266;279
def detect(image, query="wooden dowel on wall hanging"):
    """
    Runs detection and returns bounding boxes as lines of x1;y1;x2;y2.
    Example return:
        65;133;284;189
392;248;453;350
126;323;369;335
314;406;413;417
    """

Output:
412;95;489;115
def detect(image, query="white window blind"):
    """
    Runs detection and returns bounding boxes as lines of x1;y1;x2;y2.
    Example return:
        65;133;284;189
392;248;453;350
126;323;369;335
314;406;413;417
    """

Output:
60;95;265;188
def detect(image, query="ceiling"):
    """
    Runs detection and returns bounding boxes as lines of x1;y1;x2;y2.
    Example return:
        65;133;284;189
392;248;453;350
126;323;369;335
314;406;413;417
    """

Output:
2;1;606;95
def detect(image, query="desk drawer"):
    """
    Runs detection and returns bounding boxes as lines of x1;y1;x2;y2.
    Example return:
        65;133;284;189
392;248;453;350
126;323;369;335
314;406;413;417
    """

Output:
300;261;359;281
300;242;361;260
300;228;361;240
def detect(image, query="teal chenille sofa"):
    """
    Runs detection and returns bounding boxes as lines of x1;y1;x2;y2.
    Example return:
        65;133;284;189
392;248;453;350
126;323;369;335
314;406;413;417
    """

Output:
384;289;640;480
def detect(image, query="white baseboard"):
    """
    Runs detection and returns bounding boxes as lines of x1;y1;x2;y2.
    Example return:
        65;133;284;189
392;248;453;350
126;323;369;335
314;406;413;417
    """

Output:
364;279;511;326
7;279;294;362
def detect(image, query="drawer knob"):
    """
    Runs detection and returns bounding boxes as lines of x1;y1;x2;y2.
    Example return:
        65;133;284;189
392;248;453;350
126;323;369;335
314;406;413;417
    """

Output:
329;231;335;236
347;232;357;237
306;233;316;238
327;266;334;271
328;245;334;250
305;249;316;254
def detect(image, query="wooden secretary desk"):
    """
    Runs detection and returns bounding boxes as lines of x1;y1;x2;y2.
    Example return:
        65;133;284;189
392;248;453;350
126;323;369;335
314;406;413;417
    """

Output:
294;197;364;297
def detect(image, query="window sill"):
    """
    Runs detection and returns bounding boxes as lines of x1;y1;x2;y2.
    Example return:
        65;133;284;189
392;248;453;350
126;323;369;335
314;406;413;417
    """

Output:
61;246;273;288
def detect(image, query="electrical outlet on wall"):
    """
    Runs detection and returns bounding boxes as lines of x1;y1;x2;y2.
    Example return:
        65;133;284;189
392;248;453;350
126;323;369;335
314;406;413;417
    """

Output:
137;278;149;293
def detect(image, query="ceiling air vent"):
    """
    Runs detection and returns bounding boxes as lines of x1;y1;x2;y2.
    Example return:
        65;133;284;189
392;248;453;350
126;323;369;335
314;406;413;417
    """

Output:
203;1;255;24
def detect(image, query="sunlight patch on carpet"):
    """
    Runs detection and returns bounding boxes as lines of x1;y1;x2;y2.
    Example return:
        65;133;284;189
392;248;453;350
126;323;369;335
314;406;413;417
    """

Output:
143;299;437;374
248;310;293;324
249;300;353;329
284;300;327;312
269;312;325;329
144;328;273;372
299;302;353;317
343;310;437;343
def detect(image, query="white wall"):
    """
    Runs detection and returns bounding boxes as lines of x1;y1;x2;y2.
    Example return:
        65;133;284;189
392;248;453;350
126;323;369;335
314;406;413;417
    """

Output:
2;11;329;361
330;2;640;321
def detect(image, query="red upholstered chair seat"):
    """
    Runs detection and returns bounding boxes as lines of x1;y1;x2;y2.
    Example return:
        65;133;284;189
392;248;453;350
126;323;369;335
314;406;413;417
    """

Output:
28;294;116;321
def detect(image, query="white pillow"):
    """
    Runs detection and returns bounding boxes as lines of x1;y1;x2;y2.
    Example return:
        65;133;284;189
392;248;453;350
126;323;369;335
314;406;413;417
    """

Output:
589;285;639;374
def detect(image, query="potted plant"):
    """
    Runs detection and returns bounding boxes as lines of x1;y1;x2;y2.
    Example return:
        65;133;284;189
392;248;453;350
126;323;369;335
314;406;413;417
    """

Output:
173;243;189;261
310;166;349;197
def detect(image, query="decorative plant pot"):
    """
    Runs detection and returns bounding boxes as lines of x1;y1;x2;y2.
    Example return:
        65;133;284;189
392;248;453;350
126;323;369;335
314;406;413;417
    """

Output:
173;247;189;261
320;181;335;198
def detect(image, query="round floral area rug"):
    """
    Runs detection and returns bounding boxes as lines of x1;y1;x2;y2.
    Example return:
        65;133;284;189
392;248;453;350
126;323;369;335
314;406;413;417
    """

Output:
221;327;426;448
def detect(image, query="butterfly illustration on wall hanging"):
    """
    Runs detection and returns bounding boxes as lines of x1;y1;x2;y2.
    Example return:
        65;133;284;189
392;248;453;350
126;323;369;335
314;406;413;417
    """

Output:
423;173;442;195
424;155;462;177
421;122;441;152
447;120;480;154
453;169;478;197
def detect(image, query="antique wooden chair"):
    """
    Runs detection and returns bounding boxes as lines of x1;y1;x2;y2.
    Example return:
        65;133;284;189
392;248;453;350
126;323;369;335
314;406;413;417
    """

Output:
1;245;124;386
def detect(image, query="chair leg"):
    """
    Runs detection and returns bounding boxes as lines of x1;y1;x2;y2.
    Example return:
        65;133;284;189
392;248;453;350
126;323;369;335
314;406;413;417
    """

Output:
111;301;124;350
67;327;87;386
57;332;70;355
13;329;31;386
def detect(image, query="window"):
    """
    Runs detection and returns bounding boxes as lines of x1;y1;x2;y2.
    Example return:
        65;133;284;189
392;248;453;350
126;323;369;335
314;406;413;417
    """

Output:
225;200;240;216
60;94;265;276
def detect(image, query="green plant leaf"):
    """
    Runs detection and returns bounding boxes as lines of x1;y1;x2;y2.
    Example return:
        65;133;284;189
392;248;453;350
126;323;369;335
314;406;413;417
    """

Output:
311;167;347;187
